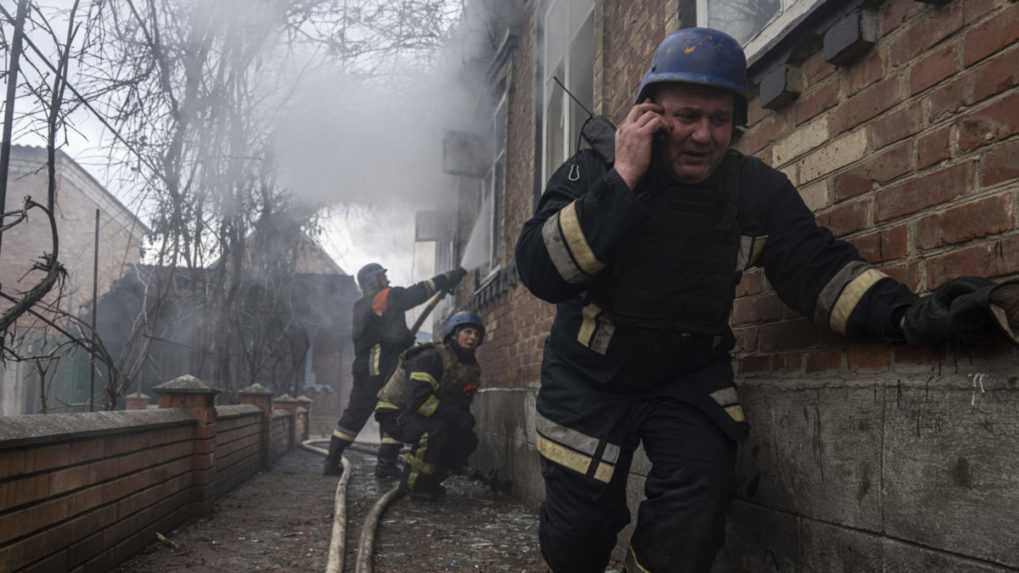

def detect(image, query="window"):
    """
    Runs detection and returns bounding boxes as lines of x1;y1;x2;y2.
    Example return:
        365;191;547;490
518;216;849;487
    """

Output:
542;0;595;183
481;87;508;278
697;0;825;62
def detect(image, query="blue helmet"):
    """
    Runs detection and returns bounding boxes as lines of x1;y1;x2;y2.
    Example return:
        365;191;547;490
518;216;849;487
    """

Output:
636;28;749;125
356;263;386;293
444;311;485;344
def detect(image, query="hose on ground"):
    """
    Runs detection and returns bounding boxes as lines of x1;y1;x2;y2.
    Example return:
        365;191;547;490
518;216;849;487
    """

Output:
354;484;404;573
301;441;352;573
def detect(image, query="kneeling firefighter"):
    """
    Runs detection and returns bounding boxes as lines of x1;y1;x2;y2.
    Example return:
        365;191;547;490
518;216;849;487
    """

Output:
324;263;467;479
374;311;485;500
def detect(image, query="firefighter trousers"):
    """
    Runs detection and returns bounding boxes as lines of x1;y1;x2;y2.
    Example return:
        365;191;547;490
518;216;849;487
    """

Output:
539;397;737;573
376;409;478;489
333;373;400;462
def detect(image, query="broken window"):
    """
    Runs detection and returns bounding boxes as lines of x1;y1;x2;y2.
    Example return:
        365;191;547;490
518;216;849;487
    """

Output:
697;0;824;62
542;0;594;184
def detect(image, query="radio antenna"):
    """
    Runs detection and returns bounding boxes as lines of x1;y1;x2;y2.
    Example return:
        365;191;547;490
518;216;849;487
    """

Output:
553;76;594;119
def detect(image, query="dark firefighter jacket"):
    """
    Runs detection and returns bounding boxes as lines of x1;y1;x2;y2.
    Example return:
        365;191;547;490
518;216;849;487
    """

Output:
376;342;482;419
515;148;916;428
352;273;458;381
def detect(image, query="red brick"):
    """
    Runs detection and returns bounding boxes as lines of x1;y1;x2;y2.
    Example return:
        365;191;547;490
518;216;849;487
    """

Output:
747;97;770;128
963;2;1019;66
738;355;772;374
732;293;785;325
739;115;786;156
852;224;909;263
834;141;914;202
775;353;802;371
876;161;974;222
805;350;843;372
802;51;837;87
795;80;840;125
926;77;969;124
910;44;960;95
881;1;925;37
819;199;871;237
956;91;1019;152
982;138;1019;187
870;105;924;150
758;319;825;353
889;2;964;67
917;193;1013;250
927;242;996;286
847;50;885;96
894;344;945;365
833;76;903;134
964;0;1001;24
967;46;1019;104
917;125;951;169
733;327;758;354
847;343;892;370
881;261;922;291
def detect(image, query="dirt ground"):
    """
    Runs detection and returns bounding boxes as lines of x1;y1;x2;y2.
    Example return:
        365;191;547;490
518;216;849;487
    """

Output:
114;447;601;572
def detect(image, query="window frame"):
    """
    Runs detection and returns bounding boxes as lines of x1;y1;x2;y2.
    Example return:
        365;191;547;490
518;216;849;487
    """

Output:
695;0;828;64
540;0;595;186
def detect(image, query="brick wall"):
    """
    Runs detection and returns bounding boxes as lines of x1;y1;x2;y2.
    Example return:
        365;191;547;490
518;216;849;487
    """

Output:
0;385;302;572
467;0;1019;569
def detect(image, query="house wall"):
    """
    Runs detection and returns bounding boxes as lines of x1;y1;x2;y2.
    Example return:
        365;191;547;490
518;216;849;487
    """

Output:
466;0;1019;569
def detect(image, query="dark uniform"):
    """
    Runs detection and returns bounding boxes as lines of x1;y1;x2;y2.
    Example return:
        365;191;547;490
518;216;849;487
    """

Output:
330;270;463;473
375;341;481;497
515;146;915;571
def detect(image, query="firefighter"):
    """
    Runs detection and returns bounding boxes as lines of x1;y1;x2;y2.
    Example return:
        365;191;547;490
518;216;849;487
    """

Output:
515;27;1016;572
374;311;484;501
323;263;467;478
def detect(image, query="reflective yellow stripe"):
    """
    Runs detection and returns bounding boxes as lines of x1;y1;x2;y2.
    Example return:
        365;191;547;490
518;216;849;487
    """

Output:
725;404;746;423
333;430;356;441
559;201;605;276
536;435;614;483
370;344;381;376
577;304;600;347
409;371;439;389
625;548;652;573
381;434;401;445
829;269;888;334
375;400;399;411
416;395;440;416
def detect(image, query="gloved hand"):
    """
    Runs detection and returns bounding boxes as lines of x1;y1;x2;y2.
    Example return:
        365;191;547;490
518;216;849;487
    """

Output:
443;267;467;290
901;277;996;347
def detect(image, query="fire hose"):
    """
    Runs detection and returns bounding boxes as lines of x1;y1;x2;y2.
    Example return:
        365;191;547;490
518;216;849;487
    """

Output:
302;286;456;571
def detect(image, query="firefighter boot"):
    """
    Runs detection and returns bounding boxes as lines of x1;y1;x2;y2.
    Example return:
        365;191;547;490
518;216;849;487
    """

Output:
374;443;402;480
323;436;346;476
409;473;447;502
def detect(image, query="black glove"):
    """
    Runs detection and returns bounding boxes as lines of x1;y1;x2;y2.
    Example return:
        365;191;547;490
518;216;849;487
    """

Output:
443;267;467;290
901;277;996;347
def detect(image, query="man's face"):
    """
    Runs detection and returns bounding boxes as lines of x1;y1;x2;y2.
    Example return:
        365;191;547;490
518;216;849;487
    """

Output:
455;326;482;351
377;271;390;289
654;83;735;183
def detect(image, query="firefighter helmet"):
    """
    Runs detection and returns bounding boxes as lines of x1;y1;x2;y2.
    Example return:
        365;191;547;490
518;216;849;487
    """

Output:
444;311;485;344
356;263;387;293
635;27;749;125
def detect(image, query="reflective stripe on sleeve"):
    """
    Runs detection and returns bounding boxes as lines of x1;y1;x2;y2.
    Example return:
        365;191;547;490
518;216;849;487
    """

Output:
333;429;356;442
416;395;440;416
375;400;399;411
710;386;746;423
409;371;439;389
541;201;605;284
736;235;768;270
577;303;615;355
814;261;889;335
369;344;382;376
381;434;402;445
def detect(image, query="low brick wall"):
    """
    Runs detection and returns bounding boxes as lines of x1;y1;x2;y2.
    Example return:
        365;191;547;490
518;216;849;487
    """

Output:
0;379;304;573
0;410;197;572
269;410;291;462
212;405;263;499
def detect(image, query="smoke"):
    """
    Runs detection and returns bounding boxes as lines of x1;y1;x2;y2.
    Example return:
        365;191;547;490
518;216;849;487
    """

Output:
270;0;522;283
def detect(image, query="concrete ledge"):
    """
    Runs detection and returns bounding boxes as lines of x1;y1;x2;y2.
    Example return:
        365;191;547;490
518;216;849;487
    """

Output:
0;410;196;450
216;404;262;419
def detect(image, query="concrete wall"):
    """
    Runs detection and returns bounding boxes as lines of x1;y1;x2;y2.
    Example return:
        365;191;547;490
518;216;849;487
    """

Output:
0;389;300;572
466;0;1019;569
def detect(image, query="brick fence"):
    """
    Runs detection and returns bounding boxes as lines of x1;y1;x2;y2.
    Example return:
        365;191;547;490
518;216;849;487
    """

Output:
0;376;309;573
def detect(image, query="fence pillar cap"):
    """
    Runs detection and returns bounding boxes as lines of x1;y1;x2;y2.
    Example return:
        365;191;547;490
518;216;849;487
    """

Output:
153;375;220;396
275;394;298;404
125;391;151;399
295;395;312;405
238;383;273;396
